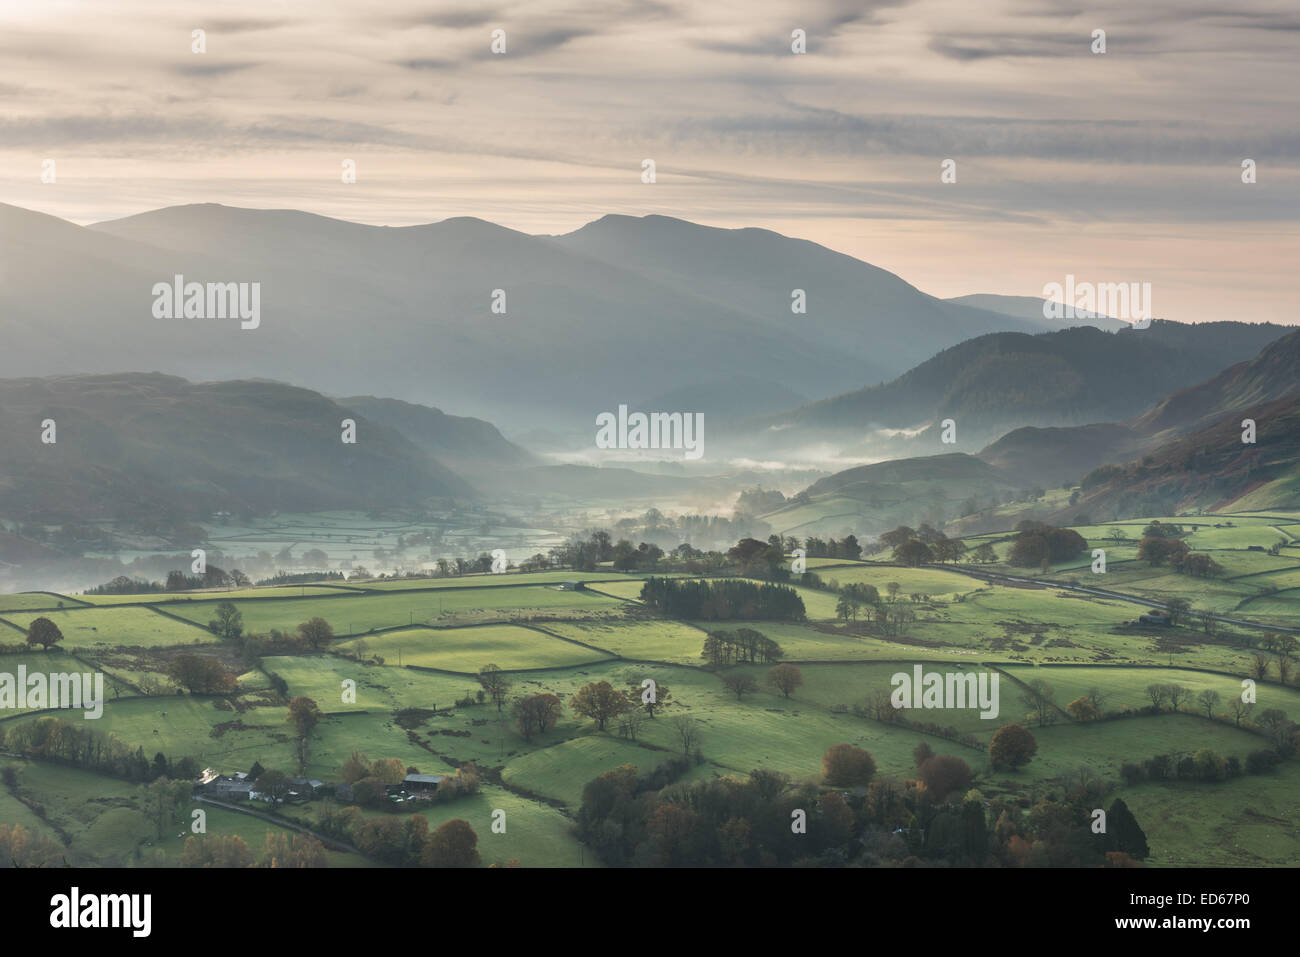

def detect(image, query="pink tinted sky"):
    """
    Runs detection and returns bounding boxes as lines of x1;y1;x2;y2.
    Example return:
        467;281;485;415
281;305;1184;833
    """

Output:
1;0;1296;323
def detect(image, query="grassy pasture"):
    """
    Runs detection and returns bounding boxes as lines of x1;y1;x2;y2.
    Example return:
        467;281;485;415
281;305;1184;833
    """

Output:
539;619;708;663
338;625;615;673
0;592;88;612
999;664;1300;718
77;585;361;604
502;734;686;807
0;606;216;649
164;586;622;636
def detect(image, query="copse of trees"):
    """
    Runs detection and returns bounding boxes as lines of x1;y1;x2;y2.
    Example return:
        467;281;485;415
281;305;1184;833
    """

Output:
799;534;863;560
515;693;563;740
701;628;783;666
640;577;806;621
168;654;238;694
1007;521;1087;568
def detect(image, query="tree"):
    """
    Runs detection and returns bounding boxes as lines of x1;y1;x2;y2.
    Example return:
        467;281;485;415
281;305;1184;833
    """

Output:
514;693;563;741
766;663;804;699
1065;696;1100;721
616;707;646;741
478;664;511;713
167;654;237;694
1251;654;1271;680
1145;683;1167;710
917;754;973;803
670;714;701;757
893;540;934;567
25;617;63;651
209;601;243;640
1105;798;1149;860
286;696;324;769
970;542;997;564
1255;708;1294;750
1196;688;1221;719
720;672;758;700
822;743;876;787
286;696;324;739
989;723;1037;770
1020;678;1057;728
142;775;185;839
1165;684;1191;712
422;819;480;867
254;769;292;809
569;681;629;731
297;617;334;650
1165;597;1191;626
1229;697;1254;727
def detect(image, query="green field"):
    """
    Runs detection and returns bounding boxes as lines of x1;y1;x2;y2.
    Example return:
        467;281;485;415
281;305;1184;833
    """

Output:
163;586;623;636
0;606;216;648
0;592;88;612
2;506;1299;868
337;625;616;673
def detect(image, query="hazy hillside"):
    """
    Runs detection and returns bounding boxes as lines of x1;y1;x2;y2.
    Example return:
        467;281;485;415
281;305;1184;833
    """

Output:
1065;393;1300;519
338;395;538;476
794;329;1300;530
0;202;1060;435
978;327;1300;486
946;294;1129;332
0;373;472;522
733;321;1292;459
1131;328;1300;438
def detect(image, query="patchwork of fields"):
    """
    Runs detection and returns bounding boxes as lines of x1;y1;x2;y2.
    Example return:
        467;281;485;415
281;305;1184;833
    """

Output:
1;509;1298;867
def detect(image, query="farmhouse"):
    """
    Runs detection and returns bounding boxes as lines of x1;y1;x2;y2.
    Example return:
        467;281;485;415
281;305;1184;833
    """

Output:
196;768;252;801
558;581;585;591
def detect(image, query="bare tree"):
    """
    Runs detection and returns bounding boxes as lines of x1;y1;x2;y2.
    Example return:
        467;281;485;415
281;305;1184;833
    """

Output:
670;714;700;756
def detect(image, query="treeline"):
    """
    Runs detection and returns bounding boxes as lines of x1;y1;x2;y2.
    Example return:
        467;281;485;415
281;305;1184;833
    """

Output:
575;759;1152;868
702;628;783;666
314;804;483;867
880;524;969;566
180;831;328;868
1119;747;1286;786
1;716;200;784
0;823;67;868
640;577;806;621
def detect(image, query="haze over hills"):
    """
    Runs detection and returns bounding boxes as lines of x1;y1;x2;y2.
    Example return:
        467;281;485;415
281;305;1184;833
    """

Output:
980;327;1300;487
730;321;1292;463
774;328;1300;535
0;373;472;522
337;395;538;475
2;202;1081;433
945;294;1129;332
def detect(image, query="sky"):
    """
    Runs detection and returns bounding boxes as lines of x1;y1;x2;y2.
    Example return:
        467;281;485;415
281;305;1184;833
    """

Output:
1;0;1297;323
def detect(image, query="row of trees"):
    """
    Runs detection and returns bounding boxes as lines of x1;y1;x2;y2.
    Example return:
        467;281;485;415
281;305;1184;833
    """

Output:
639;577;806;621
701;628;784;666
